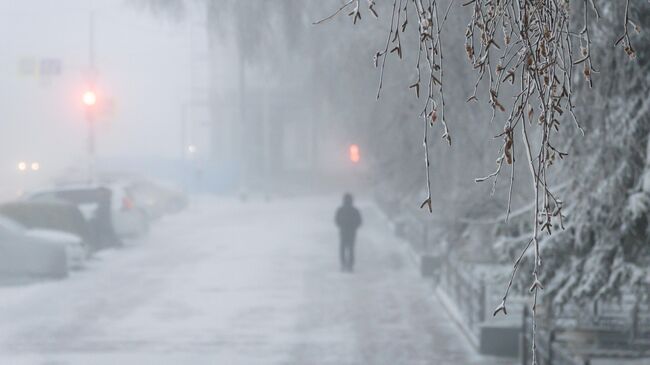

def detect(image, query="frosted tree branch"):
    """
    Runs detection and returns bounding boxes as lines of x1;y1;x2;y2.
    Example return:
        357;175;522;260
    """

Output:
316;1;644;363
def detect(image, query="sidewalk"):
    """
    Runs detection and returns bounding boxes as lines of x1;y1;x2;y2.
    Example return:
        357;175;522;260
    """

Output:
286;198;516;364
0;196;517;364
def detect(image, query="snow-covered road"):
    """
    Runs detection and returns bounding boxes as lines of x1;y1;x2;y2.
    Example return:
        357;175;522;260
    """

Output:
0;196;514;364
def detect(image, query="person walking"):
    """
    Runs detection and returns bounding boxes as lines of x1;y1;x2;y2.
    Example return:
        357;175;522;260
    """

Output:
335;193;362;272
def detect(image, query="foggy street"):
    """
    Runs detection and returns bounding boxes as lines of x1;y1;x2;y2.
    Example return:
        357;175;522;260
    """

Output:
0;196;513;365
0;1;648;364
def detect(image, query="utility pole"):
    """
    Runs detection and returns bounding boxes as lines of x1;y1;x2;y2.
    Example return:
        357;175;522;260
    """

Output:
183;6;210;192
89;11;95;70
85;10;97;184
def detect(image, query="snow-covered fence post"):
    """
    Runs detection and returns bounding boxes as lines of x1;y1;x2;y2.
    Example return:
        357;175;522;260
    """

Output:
644;132;650;192
521;306;530;365
450;264;458;301
421;220;428;251
548;329;555;365
468;283;476;328
445;256;451;292
630;302;639;342
478;278;480;323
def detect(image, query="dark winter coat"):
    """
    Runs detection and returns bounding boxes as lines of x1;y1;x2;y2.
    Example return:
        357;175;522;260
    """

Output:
335;202;362;244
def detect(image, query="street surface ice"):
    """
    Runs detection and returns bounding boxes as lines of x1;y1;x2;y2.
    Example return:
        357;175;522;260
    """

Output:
0;196;515;365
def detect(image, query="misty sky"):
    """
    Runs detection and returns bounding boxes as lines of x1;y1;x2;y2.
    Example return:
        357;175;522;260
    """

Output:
0;0;208;191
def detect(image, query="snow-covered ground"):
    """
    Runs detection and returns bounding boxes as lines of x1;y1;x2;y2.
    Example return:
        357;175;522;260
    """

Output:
0;195;515;364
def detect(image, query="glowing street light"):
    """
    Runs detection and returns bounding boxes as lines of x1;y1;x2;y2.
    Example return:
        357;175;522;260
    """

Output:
82;90;97;106
349;144;360;163
31;162;40;171
82;88;98;183
187;145;197;154
17;161;27;171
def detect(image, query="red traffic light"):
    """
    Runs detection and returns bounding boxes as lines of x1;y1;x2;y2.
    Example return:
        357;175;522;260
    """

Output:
349;144;360;163
82;90;97;106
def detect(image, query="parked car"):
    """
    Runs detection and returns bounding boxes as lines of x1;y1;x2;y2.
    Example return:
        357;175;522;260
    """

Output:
0;216;68;279
126;179;188;219
24;229;85;269
109;183;150;238
26;184;148;241
0;201;93;256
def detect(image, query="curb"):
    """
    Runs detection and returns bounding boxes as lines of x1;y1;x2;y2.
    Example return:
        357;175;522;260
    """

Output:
381;207;482;351
398;231;481;349
433;285;480;349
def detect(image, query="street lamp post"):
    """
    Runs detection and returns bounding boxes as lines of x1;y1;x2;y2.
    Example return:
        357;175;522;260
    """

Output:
83;90;97;183
84;10;97;185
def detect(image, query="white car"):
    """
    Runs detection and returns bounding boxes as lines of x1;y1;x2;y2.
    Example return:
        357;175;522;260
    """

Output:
0;216;70;278
126;179;188;219
26;184;149;241
109;183;150;238
24;229;86;269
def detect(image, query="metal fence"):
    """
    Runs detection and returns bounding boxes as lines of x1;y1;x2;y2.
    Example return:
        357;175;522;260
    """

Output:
438;258;487;337
520;307;583;365
520;300;650;365
378;200;650;363
552;299;650;346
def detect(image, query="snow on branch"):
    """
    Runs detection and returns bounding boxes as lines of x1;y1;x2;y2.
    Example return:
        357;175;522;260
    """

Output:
316;1;643;363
